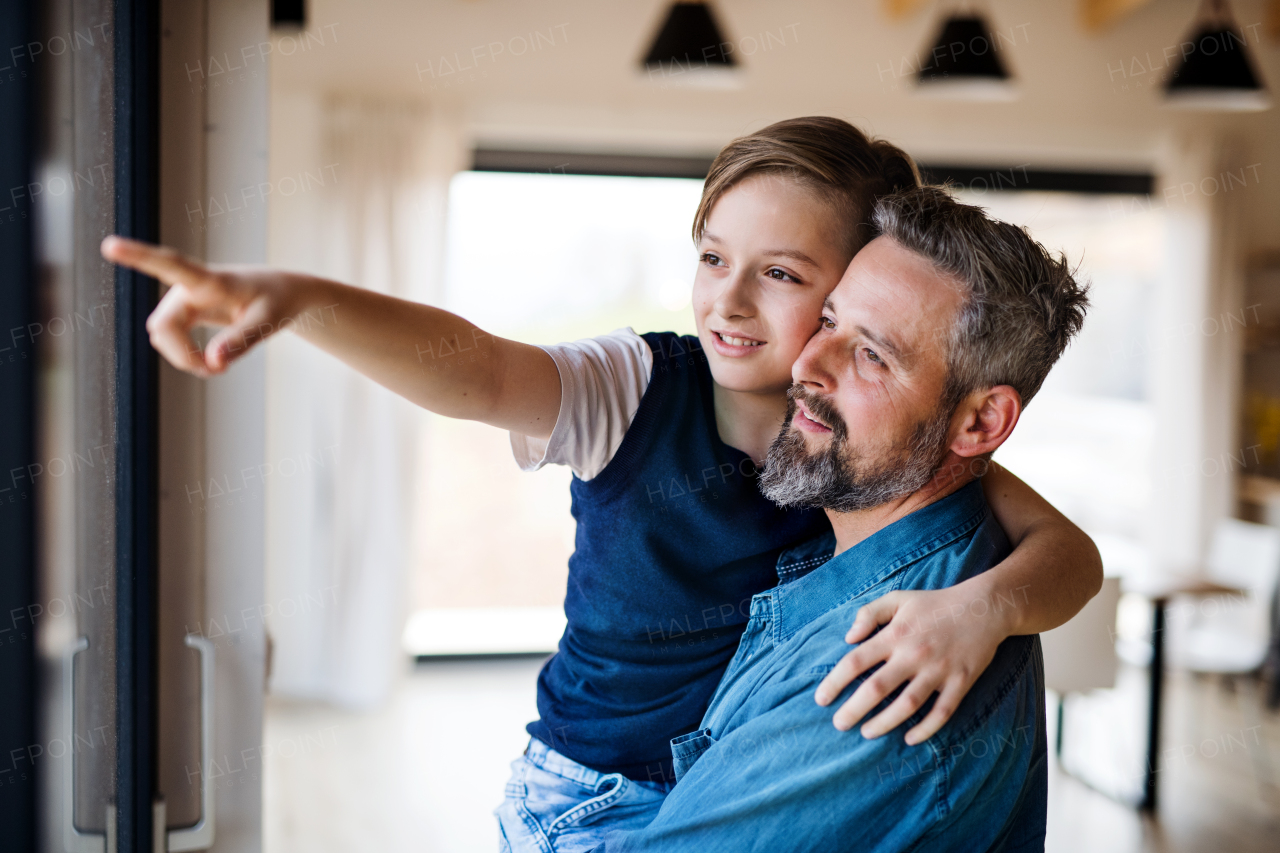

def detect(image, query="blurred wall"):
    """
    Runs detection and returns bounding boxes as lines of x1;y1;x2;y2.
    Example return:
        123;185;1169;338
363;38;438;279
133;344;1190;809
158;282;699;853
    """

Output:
266;0;1280;572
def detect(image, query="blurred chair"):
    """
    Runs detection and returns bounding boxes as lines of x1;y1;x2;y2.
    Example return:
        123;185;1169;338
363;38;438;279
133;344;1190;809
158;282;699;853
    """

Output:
1239;476;1280;708
1171;518;1280;673
1168;518;1280;788
1269;588;1280;709
1042;576;1123;756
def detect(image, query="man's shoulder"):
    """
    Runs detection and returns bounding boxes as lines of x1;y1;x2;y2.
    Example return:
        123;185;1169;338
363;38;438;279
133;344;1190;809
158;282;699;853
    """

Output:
772;485;1007;650
760;493;1037;754
667;625;1044;851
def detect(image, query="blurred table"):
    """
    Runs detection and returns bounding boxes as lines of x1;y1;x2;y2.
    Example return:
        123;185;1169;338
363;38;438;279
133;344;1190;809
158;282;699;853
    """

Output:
1122;574;1247;812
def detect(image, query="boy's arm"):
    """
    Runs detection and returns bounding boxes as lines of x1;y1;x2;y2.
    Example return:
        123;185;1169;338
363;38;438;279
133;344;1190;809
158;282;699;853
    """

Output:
815;463;1102;744
101;236;561;438
977;462;1104;636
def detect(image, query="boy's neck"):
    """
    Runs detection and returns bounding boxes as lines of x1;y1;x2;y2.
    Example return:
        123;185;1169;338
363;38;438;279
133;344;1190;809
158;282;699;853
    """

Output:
712;381;792;464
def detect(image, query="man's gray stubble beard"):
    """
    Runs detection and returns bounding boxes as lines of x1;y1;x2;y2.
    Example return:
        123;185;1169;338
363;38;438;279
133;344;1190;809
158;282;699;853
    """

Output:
758;389;953;513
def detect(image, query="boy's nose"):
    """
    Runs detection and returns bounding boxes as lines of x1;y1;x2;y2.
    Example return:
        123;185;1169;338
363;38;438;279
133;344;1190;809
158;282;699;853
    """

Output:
712;271;756;322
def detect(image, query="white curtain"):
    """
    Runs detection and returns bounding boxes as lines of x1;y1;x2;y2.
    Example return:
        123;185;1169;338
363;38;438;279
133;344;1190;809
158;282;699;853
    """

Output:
264;98;462;708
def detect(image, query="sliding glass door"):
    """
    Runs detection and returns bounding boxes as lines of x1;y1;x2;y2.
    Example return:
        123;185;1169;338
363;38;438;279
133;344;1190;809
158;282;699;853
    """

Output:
25;1;163;851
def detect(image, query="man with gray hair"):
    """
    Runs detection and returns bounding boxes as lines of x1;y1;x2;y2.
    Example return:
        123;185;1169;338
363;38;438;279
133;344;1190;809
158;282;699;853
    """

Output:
591;186;1089;852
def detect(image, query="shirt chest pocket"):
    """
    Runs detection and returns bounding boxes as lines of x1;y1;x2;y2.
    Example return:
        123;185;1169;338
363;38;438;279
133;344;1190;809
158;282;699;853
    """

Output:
670;728;717;783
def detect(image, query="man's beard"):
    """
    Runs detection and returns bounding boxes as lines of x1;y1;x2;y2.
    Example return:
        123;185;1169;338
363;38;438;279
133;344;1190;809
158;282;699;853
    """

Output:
759;385;953;513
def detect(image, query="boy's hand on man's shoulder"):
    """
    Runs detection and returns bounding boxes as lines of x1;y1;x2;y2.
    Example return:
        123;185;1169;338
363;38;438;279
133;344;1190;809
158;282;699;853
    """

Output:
814;582;1010;745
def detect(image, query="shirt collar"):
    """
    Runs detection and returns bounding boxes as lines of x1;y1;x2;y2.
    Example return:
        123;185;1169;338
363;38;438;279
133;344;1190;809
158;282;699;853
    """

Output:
771;480;990;642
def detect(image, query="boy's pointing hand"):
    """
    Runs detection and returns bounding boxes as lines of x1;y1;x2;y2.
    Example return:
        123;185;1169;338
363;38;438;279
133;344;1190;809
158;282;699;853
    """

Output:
101;235;302;377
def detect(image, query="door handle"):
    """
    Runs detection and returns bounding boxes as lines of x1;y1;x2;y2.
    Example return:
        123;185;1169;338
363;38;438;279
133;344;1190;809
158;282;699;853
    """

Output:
167;634;215;852
64;636;112;853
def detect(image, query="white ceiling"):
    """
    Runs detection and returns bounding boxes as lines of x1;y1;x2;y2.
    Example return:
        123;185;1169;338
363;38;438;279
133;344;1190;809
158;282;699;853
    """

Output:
270;0;1279;168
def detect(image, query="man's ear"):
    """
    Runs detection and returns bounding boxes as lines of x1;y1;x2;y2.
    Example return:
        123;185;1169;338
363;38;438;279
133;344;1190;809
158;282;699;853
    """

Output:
949;385;1022;458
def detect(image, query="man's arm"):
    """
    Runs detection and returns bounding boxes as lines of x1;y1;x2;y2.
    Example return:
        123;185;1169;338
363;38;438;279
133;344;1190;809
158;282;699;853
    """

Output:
816;463;1102;744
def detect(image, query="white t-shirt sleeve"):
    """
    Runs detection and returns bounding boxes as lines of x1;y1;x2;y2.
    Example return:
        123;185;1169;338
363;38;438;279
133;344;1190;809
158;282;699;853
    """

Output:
509;328;654;481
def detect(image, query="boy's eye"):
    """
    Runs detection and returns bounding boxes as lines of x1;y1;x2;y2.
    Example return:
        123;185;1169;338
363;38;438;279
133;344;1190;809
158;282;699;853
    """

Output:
765;267;799;283
700;252;724;267
819;316;836;330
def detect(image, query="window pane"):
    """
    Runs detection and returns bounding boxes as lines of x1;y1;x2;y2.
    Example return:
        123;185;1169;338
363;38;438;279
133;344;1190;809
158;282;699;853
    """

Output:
968;191;1163;545
34;0;119;843
410;173;701;643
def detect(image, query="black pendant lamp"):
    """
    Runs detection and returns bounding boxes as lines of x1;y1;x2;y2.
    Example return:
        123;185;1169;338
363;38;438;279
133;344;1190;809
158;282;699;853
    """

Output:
1165;0;1269;111
916;13;1015;101
642;2;740;87
271;0;305;28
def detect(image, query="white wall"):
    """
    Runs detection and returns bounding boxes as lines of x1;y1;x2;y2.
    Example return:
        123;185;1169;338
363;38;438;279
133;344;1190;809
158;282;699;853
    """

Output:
204;1;270;850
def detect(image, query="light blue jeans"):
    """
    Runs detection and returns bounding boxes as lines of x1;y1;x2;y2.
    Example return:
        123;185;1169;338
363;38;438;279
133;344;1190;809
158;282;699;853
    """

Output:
495;738;672;853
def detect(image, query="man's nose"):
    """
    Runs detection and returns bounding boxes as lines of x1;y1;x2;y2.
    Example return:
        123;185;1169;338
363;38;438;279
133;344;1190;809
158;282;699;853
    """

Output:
793;332;836;392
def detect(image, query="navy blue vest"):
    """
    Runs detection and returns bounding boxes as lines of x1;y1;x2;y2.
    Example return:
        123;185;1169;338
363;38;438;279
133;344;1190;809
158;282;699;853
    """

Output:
527;332;830;783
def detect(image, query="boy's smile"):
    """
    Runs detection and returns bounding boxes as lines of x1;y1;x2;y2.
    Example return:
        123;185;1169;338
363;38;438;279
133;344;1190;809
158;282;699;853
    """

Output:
709;328;767;355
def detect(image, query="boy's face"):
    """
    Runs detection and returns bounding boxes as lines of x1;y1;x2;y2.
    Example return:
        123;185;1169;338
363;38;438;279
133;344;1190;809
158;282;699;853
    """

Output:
693;174;853;396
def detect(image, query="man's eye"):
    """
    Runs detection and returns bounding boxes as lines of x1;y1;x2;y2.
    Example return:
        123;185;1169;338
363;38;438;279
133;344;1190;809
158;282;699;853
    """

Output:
819;316;836;330
700;252;723;266
864;348;883;365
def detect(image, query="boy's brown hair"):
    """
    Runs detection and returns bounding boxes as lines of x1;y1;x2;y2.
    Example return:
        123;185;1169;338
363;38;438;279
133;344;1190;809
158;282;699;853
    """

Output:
693;117;920;256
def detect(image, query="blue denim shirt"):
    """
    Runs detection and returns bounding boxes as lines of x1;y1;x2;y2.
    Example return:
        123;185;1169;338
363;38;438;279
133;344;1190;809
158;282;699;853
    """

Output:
593;480;1048;853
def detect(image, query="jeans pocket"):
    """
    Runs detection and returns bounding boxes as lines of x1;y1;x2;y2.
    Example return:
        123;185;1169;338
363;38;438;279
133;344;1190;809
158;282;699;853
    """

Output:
671;728;716;782
546;773;628;837
506;750;670;852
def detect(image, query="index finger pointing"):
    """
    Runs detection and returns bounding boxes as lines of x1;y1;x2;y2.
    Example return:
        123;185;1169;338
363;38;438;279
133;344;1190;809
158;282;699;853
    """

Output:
101;236;211;289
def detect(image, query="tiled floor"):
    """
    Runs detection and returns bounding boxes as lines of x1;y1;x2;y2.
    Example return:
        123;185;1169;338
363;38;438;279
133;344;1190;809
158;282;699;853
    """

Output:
1048;666;1280;852
264;656;540;853
264;657;1280;853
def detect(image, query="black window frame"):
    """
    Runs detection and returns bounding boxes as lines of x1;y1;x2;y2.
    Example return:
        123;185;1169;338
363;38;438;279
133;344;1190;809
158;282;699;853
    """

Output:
0;2;38;845
113;1;162;851
470;147;1154;196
